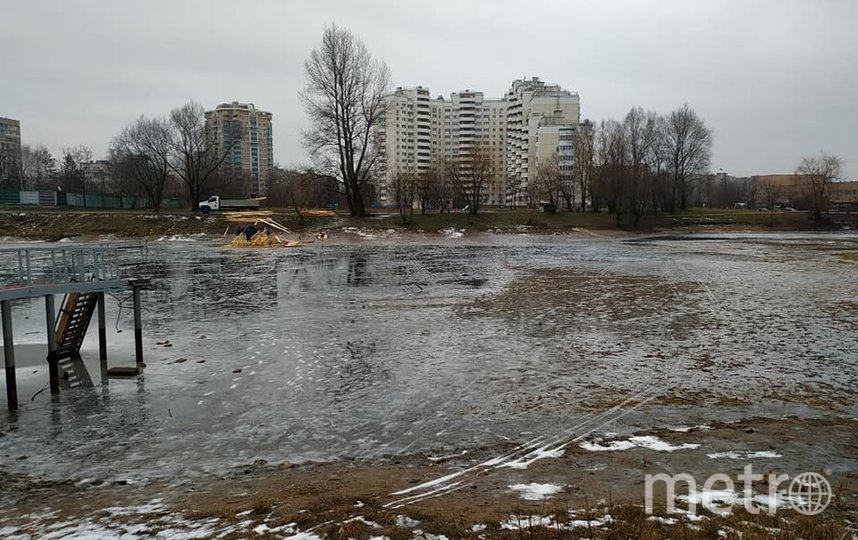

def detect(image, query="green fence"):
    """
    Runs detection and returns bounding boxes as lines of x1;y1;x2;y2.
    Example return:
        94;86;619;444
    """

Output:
0;190;186;209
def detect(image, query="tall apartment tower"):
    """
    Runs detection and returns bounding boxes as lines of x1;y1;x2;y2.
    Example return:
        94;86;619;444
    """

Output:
505;78;580;207
205;102;273;197
0;117;23;186
378;86;433;201
378;87;507;206
449;90;507;206
377;77;579;208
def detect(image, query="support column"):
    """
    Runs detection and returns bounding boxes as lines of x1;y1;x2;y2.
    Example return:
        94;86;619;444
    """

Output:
45;294;59;394
132;287;143;369
97;292;107;364
2;300;18;410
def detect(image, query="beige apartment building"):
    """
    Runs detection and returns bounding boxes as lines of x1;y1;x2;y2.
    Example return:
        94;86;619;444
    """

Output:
751;174;858;209
0;117;23;186
830;180;858;205
376;77;580;208
205;102;273;197
505;78;580;207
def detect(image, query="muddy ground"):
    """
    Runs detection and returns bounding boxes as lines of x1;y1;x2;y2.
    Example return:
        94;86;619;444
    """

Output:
2;416;856;538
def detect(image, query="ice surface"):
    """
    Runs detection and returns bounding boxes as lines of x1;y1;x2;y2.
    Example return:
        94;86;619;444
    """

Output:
1;234;856;486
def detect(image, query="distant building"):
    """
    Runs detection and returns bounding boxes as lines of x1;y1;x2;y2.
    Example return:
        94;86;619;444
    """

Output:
81;160;114;195
751;174;806;207
829;180;858;209
375;77;581;208
751;174;858;210
204;102;273;197
0;117;23;187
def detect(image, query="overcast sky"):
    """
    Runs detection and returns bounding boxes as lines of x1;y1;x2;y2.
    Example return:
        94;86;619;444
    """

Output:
2;0;856;178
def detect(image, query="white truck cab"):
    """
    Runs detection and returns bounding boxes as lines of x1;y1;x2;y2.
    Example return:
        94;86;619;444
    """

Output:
199;195;221;213
199;195;260;213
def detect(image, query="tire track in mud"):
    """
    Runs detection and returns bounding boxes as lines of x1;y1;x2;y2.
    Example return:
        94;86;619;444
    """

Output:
382;375;664;509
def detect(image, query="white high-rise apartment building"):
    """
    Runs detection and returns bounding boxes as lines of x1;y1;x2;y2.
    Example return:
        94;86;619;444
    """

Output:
505;78;580;207
448;90;507;206
376;77;579;208
377;86;433;203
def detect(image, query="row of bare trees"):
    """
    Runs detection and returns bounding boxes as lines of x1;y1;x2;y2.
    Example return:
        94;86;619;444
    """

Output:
1;144;93;193
555;104;713;225
108;101;234;211
387;144;503;222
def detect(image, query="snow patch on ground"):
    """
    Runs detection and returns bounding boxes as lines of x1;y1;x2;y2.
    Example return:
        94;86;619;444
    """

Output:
498;446;565;469
395;515;420;527
508;482;564;500
581;435;700;452
501;514;613;530
0;500;323;540
707;450;782;459
677;488;803;516
343;515;382;528
668;424;712;432
156;234;206;242
440;228;464;238
412;530;449;539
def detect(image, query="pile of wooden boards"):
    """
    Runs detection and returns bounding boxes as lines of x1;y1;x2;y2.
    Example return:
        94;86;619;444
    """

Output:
227;216;303;248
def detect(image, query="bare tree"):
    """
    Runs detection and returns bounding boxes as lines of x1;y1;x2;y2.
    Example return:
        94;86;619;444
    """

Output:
425;160;454;213
664;104;712;211
797;152;841;221
20;144;55;190
168;101;233;210
530;154;563;213
573;121;594;212
622;107;661;225
267;167;316;225
391;171;418;223
759;178;781;227
59;145;93;204
109;116;172;210
301;24;391;216
415;170;434;215
447;144;496;215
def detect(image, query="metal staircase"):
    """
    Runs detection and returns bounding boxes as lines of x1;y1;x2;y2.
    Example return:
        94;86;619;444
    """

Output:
55;292;99;360
1;243;150;409
57;353;94;389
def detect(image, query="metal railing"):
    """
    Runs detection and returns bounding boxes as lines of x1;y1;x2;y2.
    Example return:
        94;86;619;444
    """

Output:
0;243;149;289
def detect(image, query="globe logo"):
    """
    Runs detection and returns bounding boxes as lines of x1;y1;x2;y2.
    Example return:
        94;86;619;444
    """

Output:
788;472;831;515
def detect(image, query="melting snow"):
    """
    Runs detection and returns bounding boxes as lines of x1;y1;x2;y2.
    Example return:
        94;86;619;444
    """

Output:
707;450;782;459
499;446;566;469
581;435;700;452
394;515;420;527
508;482;564;500
501;514;613;530
668;425;712;432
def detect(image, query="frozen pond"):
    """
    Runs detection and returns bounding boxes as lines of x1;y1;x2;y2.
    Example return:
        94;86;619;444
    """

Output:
1;232;856;484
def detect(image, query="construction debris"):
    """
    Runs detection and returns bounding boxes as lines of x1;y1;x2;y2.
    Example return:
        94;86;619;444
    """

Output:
228;216;303;248
229;233;302;248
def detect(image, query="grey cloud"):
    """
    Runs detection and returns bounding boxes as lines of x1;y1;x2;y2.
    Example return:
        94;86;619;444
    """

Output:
1;0;855;177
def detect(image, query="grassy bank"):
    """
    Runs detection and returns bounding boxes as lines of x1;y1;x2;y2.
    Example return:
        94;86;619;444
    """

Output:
335;207;819;232
0;207;825;240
